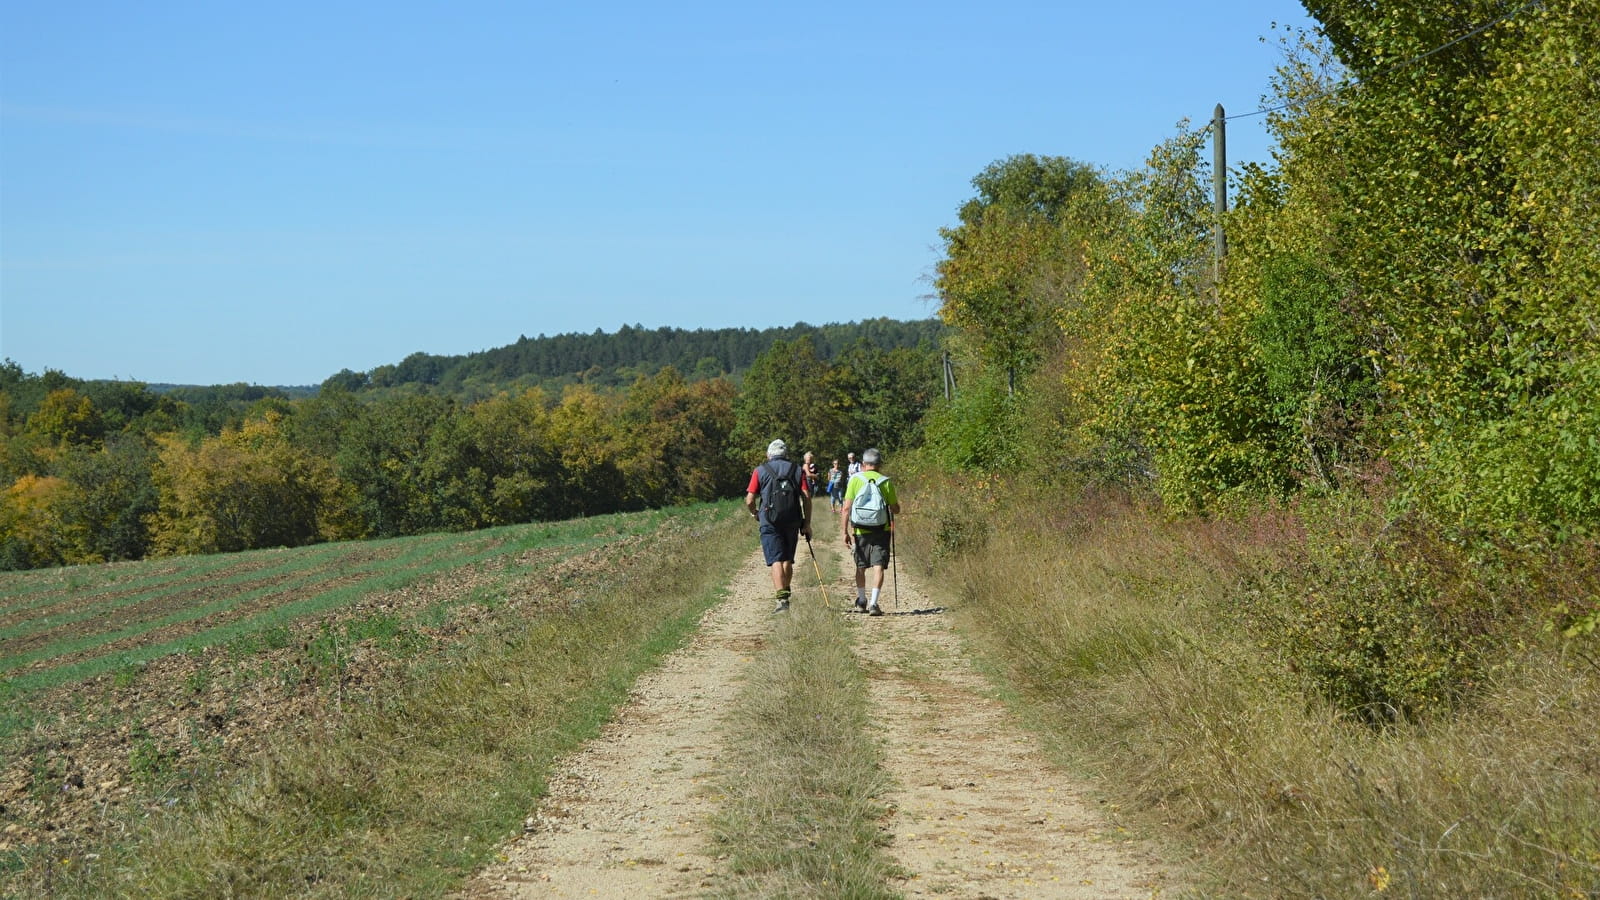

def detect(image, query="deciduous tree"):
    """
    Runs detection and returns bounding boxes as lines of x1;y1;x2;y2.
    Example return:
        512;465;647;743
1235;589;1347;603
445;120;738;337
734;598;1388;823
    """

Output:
730;337;846;465
149;413;356;555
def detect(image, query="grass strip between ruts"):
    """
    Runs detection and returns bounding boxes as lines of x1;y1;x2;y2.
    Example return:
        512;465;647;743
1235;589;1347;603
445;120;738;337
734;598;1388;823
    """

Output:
709;586;902;898
25;502;749;898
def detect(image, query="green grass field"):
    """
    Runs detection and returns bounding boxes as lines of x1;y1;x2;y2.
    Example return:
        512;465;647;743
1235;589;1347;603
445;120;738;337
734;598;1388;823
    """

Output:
1;511;678;690
0;501;751;897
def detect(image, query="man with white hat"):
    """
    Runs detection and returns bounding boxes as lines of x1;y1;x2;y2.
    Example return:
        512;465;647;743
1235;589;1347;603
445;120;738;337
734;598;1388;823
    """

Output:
744;438;813;611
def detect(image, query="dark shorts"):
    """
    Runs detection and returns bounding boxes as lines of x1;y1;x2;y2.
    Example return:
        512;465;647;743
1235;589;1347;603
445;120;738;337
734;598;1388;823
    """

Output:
760;522;801;565
852;530;891;569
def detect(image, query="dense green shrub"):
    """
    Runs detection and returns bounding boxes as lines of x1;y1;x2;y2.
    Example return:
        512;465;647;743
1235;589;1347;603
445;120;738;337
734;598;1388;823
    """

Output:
1249;253;1373;491
918;371;1021;473
1238;500;1575;722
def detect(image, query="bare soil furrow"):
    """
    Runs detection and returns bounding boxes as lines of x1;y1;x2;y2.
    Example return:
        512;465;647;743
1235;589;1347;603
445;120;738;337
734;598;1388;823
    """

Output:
0;532;642;855
0;535;512;677
0;561;194;609
0;555;284;626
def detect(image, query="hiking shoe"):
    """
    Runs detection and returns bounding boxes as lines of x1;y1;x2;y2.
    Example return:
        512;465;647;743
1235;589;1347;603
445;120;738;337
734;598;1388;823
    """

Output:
855;596;868;612
867;603;883;617
774;598;790;612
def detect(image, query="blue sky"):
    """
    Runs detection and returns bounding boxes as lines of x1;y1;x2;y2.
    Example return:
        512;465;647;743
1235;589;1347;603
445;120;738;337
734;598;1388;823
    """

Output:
1;1;1315;387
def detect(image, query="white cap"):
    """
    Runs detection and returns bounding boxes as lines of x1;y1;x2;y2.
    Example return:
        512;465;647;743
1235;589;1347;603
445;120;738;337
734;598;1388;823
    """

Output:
767;439;787;459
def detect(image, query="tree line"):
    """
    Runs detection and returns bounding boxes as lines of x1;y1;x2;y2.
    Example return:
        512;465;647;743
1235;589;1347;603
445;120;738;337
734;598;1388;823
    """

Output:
929;1;1599;544
919;0;1600;712
0;326;939;570
324;317;944;397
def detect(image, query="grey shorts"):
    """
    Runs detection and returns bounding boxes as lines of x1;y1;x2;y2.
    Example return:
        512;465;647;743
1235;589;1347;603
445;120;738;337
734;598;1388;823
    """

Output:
851;530;891;569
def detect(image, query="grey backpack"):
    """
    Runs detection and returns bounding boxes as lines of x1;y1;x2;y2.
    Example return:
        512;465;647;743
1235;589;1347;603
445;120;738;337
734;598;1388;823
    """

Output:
850;475;890;527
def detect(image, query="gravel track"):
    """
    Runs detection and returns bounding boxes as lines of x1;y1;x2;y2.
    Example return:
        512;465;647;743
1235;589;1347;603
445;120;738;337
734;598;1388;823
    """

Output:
464;516;1171;898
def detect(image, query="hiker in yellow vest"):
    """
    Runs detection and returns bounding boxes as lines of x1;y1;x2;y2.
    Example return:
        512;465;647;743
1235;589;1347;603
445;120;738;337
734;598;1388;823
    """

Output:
839;447;900;616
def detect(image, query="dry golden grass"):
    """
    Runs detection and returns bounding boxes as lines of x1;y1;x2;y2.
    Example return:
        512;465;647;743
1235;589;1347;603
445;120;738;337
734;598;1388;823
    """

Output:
710;596;901;898
901;480;1600;898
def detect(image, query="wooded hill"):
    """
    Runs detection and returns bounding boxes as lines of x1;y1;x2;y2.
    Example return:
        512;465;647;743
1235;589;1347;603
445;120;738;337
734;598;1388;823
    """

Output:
322;317;944;395
3;317;941;439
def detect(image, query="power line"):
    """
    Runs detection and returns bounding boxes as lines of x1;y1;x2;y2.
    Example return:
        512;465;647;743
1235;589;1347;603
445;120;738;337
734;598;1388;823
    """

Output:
1226;1;1545;122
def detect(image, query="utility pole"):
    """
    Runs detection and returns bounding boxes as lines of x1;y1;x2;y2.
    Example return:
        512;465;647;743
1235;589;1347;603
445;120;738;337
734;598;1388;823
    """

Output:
1212;103;1227;284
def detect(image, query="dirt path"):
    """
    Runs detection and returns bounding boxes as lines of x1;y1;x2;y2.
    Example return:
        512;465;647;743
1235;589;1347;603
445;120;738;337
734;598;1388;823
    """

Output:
464;517;1169;898
459;540;778;898
837;542;1169;898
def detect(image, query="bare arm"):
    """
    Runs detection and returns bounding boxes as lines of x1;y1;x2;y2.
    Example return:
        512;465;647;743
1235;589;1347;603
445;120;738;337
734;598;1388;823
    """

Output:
839;479;853;546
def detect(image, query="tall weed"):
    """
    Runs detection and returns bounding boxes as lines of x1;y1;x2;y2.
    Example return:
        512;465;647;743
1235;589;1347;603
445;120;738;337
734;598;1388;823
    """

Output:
899;477;1600;897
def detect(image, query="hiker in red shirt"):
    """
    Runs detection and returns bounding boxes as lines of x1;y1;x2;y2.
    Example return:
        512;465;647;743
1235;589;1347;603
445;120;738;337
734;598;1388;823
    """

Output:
744;439;813;612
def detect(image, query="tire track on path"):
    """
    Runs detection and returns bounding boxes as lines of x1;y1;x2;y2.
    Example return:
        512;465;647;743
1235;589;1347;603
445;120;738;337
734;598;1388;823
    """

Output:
830;524;1172;899
461;547;778;898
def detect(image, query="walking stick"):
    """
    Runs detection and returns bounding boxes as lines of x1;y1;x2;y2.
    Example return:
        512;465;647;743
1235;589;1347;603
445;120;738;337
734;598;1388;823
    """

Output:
804;534;831;609
890;514;898;610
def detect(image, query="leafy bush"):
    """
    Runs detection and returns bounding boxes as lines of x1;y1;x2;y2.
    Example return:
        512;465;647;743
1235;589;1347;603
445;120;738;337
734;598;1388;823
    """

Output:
1242;502;1554;722
1249;252;1373;491
919;371;1020;472
932;513;989;561
902;468;1600;896
1418;353;1600;543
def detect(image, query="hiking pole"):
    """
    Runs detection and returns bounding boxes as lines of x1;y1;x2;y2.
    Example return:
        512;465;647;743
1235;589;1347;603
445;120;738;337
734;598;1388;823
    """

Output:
804;534;831;608
890;516;898;610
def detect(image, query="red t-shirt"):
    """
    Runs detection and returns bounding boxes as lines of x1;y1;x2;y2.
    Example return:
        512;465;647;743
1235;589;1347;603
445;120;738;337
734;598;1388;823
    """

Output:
747;459;812;496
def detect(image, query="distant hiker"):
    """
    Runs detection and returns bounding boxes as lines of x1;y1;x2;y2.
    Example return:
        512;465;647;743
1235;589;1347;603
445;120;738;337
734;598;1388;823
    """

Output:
840;447;899;616
802;451;821;497
826;459;844;511
746;438;813;612
846;452;862;478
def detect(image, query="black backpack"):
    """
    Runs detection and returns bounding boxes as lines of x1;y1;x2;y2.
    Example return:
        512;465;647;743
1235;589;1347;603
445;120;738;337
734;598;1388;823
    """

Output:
758;460;805;527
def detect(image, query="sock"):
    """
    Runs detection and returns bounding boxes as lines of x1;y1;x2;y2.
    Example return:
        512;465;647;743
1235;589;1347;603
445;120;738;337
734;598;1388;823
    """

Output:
777;588;790;600
857;588;866;602
870;588;881;607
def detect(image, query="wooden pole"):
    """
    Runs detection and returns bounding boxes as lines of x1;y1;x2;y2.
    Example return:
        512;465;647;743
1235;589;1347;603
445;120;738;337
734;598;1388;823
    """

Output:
1213;103;1227;283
